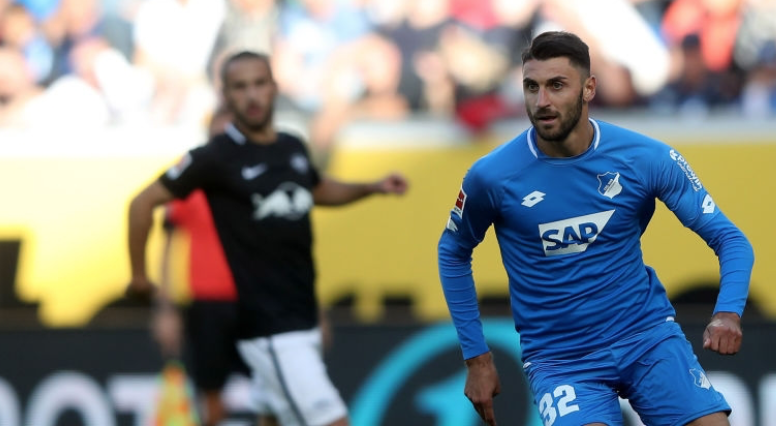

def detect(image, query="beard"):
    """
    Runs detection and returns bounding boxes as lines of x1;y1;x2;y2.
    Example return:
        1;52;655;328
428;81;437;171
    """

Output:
528;90;584;143
232;102;274;133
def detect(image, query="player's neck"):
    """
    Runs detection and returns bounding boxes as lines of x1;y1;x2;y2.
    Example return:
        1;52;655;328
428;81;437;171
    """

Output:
536;118;594;158
235;121;277;145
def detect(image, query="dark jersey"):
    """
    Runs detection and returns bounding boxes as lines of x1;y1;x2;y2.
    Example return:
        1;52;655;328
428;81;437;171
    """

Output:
159;124;321;338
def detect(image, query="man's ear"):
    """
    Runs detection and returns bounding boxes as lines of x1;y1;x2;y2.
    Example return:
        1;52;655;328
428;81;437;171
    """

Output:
584;76;597;102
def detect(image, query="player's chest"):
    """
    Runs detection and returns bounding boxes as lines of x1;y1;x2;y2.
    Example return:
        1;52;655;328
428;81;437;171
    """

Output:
220;150;315;197
499;159;646;234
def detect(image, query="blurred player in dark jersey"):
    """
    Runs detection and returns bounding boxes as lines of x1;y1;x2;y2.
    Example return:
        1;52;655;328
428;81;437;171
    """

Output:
150;106;252;426
127;51;408;426
438;31;754;426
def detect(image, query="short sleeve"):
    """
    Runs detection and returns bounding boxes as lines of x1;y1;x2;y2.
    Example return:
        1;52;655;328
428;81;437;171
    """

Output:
158;146;217;199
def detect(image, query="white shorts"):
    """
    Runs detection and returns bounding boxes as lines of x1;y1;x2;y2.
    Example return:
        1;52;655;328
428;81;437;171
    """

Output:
237;327;348;426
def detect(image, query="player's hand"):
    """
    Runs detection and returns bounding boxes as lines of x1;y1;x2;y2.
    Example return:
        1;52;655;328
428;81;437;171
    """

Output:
152;307;182;358
377;173;409;195
703;312;742;355
464;352;501;426
125;277;157;304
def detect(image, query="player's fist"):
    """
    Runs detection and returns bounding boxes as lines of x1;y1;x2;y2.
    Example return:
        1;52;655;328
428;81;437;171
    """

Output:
125;277;157;304
703;312;742;355
377;172;409;195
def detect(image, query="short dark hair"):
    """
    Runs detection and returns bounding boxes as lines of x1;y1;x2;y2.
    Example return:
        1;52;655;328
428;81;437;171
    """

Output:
521;31;591;76
219;51;273;86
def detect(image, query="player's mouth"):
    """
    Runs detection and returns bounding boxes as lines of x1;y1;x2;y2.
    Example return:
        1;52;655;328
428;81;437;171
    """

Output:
536;115;557;124
246;105;263;116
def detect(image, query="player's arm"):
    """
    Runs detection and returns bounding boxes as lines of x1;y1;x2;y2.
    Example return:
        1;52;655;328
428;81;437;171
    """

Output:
127;147;214;300
438;168;497;360
126;181;176;300
653;147;754;354
693;215;752;355
438;168;500;424
152;205;183;358
312;173;408;206
158;208;177;308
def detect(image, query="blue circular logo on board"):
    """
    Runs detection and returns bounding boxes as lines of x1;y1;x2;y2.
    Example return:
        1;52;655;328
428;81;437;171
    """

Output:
349;319;542;426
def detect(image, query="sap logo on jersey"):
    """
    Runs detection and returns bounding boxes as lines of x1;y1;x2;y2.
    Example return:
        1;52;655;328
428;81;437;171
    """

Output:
251;182;313;220
538;210;615;256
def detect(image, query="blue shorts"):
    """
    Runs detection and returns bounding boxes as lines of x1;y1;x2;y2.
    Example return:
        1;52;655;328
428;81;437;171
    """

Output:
524;320;730;426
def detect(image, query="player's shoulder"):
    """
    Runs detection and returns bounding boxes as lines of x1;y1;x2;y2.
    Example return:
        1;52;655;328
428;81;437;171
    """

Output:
596;119;665;147
182;135;228;166
469;129;534;180
595;119;672;157
276;130;308;149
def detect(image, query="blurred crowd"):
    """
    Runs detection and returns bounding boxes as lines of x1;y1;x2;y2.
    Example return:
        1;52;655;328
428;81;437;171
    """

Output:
1;0;775;154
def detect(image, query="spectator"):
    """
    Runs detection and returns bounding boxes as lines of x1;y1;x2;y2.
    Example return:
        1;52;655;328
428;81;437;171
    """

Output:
274;0;404;163
650;34;743;117
22;36;152;126
100;0;141;61
661;0;744;73
41;0;106;82
0;46;43;126
274;0;372;112
209;0;280;72
132;0;226;125
12;0;60;23
537;0;671;106
444;0;537;132
735;0;776;118
306;32;406;163
0;3;56;85
739;41;776;118
369;0;456;115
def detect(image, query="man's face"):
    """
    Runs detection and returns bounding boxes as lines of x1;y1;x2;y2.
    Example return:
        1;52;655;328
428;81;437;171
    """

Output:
222;58;276;132
522;57;590;143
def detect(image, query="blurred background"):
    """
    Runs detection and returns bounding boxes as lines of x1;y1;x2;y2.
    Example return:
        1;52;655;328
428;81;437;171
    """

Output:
0;0;774;425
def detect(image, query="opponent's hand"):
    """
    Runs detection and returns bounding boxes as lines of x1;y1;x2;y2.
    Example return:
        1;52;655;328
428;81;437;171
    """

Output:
703;312;742;355
377;173;409;195
464;352;501;425
125;277;157;304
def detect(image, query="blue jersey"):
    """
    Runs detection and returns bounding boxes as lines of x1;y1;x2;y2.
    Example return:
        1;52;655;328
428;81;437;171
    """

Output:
438;118;754;362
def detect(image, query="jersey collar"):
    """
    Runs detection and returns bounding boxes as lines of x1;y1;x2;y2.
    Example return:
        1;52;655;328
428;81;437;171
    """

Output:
527;117;601;159
225;123;247;145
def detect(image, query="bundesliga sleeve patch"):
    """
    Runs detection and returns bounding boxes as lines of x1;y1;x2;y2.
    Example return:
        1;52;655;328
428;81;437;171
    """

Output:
166;153;192;180
452;188;467;218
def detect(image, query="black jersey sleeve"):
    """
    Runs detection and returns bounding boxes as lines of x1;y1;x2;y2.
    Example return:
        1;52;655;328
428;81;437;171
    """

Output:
158;145;217;199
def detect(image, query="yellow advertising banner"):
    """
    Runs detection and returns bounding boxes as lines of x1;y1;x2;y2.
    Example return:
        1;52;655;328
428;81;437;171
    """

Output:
0;123;773;326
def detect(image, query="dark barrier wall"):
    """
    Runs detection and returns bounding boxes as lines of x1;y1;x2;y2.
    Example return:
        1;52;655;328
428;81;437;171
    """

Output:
0;319;773;426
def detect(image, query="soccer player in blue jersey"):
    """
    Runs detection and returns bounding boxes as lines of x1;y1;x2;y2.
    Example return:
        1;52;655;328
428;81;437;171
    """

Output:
437;31;754;426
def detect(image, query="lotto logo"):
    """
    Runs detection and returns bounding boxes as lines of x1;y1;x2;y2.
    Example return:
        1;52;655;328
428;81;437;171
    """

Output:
538;210;615;256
